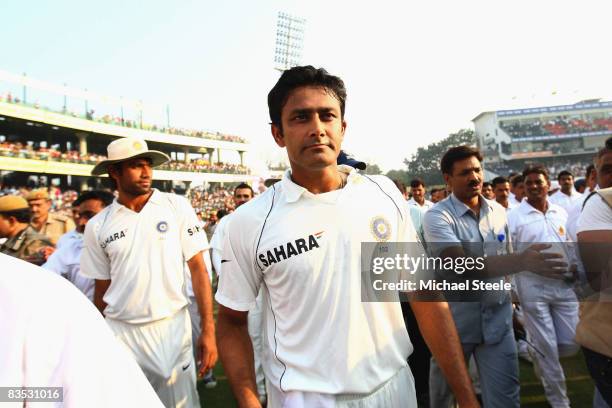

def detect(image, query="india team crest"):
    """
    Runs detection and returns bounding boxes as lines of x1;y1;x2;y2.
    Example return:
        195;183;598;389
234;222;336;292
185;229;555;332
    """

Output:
370;216;392;242
156;221;169;233
133;141;143;150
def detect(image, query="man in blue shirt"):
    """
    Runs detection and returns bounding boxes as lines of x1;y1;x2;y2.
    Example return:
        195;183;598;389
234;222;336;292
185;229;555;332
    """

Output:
424;145;567;408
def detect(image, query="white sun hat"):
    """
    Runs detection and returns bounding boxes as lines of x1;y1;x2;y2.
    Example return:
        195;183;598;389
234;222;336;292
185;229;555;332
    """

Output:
91;137;170;176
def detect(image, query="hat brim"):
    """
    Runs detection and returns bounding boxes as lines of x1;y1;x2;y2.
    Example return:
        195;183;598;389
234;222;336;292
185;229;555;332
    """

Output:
91;151;170;176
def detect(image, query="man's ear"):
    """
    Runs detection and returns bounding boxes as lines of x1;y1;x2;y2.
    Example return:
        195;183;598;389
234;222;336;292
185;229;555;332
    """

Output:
443;173;451;189
271;124;285;148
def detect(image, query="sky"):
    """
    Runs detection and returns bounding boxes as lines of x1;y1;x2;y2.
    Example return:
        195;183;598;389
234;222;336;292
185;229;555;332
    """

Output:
3;0;612;173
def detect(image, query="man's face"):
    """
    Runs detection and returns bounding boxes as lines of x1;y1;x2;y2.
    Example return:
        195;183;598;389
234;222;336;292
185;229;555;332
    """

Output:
110;158;153;196
444;156;483;200
431;190;443;203
525;173;550;202
29;198;50;221
271;86;346;172
233;188;253;208
597;151;612;189
75;199;106;234
411;185;425;203
513;182;526;201
559;174;573;194
482;184;494;200
493;182;511;207
0;215;12;238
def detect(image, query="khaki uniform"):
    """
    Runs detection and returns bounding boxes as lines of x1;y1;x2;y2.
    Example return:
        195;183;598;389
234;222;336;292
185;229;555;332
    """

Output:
32;213;75;246
0;226;53;265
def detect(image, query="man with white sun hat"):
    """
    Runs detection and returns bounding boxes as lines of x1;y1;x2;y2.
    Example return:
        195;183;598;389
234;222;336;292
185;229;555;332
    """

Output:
81;137;217;407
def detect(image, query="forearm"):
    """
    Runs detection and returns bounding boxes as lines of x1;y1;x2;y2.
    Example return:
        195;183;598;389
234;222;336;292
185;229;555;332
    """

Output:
93;279;110;315
410;300;479;407
190;255;215;332
217;313;260;407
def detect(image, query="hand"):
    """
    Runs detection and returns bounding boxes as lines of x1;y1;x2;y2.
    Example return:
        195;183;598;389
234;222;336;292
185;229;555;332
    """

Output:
196;327;218;378
521;243;568;280
40;246;55;260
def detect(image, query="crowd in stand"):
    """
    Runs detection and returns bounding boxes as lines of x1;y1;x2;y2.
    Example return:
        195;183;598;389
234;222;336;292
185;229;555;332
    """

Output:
489;157;592;178
500;114;612;138
0;141;250;174
0;91;247;143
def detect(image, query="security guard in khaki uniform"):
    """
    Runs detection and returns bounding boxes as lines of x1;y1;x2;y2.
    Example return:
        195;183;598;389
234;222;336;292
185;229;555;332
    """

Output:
0;196;53;265
26;188;75;245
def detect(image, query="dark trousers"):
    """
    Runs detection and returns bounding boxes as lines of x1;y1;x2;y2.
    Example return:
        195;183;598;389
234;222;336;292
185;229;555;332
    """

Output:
401;300;431;406
583;347;612;406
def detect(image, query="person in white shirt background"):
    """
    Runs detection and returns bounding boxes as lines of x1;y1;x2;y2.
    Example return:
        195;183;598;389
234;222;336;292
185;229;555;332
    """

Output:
407;178;434;211
80;137;217;408
549;170;583;214
507;164;579;408
508;174;526;207
43;190;114;302
491;176;513;211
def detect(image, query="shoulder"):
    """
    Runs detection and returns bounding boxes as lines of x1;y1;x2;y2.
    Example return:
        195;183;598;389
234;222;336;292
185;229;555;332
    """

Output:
48;213;71;224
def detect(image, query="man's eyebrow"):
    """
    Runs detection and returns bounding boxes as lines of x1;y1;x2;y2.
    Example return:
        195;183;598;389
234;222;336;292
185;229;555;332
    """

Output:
287;107;337;116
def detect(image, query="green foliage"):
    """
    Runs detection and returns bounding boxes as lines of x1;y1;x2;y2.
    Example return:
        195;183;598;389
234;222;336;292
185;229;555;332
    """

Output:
363;163;382;175
387;129;476;186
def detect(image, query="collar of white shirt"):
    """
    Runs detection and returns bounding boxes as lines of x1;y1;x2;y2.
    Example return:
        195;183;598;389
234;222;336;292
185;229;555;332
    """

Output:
280;165;357;203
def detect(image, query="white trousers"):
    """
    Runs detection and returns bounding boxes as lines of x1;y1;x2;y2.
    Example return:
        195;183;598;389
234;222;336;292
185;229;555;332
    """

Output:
516;276;580;408
106;308;200;408
267;364;417;408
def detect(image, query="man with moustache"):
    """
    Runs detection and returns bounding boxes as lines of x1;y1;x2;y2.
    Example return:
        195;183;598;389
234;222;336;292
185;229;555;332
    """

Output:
549;170;582;214
491;176;512;210
43;190;115;301
424;146;568;408
80;137;217;407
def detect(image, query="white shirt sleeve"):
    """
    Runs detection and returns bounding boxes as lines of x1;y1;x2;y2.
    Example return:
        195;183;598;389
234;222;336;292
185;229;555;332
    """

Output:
214;213;262;312
176;196;209;262
210;216;228;276
80;221;111;280
577;194;612;232
42;247;67;277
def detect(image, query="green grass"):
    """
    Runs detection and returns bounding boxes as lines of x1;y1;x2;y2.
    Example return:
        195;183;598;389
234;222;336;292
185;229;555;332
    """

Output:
197;352;596;407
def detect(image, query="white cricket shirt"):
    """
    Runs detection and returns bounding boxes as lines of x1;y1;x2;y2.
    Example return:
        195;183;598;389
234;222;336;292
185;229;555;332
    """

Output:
216;166;415;394
80;189;208;324
43;231;94;301
210;213;232;276
0;254;163;407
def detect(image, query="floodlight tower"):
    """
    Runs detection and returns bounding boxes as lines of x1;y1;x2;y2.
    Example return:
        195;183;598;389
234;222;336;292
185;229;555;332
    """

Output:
274;12;306;72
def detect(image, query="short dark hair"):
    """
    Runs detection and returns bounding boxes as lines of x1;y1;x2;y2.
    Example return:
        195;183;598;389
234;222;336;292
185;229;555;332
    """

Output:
268;66;347;129
391;179;406;195
73;190;115;207
217;209;229;220
430;187;441;194
523;164;550;180
440;145;483;175
574;178;586;191
234;183;254;195
491;176;509;188
586;164;595;178
0;208;31;223
557;170;573;181
511;174;525;187
482;181;492;189
606;136;612;150
410;178;425;188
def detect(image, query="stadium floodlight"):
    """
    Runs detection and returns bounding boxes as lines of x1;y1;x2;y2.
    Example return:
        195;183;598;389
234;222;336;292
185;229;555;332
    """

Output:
274;12;306;72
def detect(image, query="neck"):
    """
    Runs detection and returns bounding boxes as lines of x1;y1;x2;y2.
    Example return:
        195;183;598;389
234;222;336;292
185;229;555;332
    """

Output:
9;224;28;239
30;215;47;231
457;193;481;213
561;189;571;196
498;199;508;208
528;197;548;213
415;197;424;205
117;189;153;212
290;165;344;194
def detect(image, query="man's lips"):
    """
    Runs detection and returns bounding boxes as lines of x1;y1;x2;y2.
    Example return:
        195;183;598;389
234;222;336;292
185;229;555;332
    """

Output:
303;143;329;151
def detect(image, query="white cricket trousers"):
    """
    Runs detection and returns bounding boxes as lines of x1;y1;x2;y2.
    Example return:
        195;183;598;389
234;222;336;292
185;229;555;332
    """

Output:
267;364;417;408
515;276;580;408
106;308;200;408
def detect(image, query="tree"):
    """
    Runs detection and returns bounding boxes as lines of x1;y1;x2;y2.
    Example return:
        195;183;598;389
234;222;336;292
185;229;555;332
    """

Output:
393;129;476;186
363;163;382;175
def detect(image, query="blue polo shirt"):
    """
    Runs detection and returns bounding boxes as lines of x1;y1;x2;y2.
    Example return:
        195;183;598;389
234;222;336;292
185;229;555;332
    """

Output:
423;193;513;344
